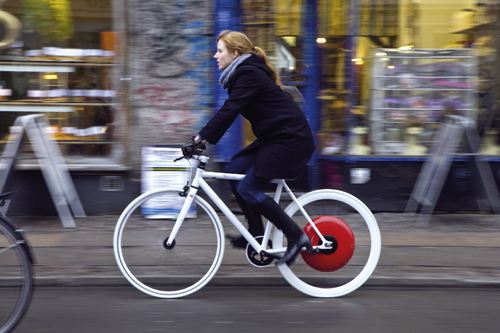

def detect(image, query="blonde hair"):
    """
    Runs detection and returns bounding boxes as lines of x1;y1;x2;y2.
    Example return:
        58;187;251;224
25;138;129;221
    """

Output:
217;30;281;86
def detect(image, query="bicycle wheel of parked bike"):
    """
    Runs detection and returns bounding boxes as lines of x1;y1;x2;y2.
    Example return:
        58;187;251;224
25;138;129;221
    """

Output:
0;218;33;333
114;189;225;298
274;189;381;298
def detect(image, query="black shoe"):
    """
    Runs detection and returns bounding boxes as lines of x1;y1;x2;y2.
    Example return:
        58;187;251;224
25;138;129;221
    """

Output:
225;234;248;249
276;233;313;266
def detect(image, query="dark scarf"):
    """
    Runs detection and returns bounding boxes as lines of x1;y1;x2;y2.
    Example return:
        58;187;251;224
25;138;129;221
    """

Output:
219;54;251;89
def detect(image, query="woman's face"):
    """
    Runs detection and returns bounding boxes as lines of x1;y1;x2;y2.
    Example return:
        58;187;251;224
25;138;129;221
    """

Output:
214;40;238;71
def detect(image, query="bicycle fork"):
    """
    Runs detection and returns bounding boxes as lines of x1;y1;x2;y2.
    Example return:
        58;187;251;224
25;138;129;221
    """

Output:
164;176;201;248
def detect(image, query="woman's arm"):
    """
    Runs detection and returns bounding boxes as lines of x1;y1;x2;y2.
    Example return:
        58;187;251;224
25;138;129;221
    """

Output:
198;67;262;144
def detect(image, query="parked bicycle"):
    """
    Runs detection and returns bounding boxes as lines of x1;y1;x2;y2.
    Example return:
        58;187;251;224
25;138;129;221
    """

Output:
113;142;381;298
0;192;34;333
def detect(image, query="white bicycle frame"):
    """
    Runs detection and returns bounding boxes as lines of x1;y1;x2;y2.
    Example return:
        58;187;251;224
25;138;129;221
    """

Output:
166;154;333;257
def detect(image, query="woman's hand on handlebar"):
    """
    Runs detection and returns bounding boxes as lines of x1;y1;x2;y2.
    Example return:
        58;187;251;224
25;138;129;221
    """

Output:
193;136;207;149
181;136;207;158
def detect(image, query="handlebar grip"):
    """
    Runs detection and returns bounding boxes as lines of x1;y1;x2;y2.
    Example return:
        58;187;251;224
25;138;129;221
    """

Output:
181;137;206;157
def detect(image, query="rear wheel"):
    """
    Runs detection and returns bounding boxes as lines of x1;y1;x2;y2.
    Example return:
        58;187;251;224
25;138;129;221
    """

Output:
114;189;224;298
0;219;33;333
274;189;381;297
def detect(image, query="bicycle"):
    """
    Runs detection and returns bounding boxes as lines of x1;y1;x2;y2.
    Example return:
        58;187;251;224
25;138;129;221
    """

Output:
0;192;34;333
113;143;381;298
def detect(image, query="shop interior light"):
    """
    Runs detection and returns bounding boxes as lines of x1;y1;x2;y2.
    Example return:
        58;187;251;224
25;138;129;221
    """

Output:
398;45;413;50
44;74;58;80
352;58;364;65
282;36;296;47
316;37;326;44
388;65;395;69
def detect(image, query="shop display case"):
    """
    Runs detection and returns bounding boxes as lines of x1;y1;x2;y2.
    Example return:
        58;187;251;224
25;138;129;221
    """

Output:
370;48;478;155
241;0;276;58
0;48;116;159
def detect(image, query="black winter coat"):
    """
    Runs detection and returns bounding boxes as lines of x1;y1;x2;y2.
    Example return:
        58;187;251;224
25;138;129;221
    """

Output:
199;54;315;179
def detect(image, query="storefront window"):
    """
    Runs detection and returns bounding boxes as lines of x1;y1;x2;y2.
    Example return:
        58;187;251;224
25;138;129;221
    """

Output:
316;0;349;155
0;0;123;165
316;0;499;158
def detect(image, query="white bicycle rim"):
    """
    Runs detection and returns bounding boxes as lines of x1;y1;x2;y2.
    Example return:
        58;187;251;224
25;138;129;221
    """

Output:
113;189;224;298
274;189;381;298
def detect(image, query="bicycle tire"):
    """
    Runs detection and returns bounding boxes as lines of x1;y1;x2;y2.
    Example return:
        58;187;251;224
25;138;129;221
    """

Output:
113;189;224;298
0;218;33;333
274;189;381;297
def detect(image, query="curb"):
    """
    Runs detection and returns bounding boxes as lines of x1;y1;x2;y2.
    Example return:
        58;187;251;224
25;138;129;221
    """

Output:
32;275;500;289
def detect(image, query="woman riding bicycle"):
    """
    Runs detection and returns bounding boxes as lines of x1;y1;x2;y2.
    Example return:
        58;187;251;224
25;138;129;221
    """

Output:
193;30;315;266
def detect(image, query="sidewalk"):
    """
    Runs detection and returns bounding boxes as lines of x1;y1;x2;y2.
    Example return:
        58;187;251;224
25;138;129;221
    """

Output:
10;212;500;288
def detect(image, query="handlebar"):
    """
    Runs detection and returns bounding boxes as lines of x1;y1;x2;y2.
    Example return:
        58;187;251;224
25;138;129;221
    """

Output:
174;137;206;161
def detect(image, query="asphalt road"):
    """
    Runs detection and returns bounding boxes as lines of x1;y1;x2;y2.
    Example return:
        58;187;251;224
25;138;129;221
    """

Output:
12;285;500;333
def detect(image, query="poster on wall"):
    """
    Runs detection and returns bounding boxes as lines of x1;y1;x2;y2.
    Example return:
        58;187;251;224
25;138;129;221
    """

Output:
141;145;196;219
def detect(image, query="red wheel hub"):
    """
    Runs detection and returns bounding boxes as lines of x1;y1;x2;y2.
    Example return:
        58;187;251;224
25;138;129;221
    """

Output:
300;216;355;272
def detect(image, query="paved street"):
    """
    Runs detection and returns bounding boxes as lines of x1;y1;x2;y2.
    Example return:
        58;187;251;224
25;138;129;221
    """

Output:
13;285;500;333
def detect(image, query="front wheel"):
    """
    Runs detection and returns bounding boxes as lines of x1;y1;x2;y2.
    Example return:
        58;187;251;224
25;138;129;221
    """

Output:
274;189;381;297
113;189;225;298
0;219;33;333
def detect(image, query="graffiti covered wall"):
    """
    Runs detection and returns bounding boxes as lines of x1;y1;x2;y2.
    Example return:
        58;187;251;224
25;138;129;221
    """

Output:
128;0;214;171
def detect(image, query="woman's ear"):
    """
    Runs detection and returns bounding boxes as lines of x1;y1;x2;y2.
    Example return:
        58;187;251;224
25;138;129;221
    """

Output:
233;50;240;59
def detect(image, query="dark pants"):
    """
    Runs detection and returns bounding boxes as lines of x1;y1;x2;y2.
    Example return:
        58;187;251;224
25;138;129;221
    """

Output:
225;150;302;239
225;150;270;205
225;150;269;237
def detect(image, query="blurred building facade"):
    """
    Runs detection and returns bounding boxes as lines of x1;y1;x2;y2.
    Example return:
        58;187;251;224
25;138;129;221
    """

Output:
0;0;499;214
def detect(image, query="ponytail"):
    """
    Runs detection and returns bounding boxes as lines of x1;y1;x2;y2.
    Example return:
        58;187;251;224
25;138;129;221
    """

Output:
251;46;281;87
